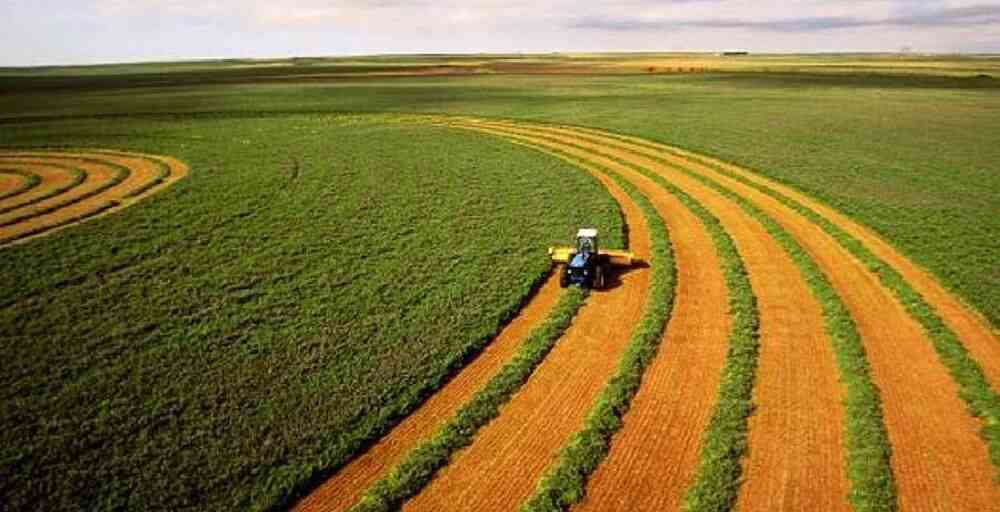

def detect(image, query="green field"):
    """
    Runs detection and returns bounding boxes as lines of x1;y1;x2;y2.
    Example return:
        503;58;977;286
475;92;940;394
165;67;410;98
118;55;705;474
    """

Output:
1;54;998;510
0;115;622;509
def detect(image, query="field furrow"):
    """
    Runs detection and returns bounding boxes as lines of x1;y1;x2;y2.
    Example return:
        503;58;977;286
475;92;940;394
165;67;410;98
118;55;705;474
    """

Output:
465;120;847;510
518;122;1000;510
0;151;188;246
293;273;564;512
400;162;652;511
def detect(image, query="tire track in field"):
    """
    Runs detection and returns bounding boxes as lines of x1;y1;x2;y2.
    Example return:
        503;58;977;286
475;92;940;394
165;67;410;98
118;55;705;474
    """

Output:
293;273;564;512
463;121;846;511
0;150;187;247
571;127;1000;392
400;155;652;512
501;121;1000;511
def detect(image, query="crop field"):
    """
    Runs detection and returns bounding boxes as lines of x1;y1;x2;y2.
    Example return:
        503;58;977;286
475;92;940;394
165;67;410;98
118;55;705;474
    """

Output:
1;55;999;512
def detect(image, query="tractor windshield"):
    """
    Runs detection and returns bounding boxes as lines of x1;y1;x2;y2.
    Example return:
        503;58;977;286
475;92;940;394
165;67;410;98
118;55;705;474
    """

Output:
577;237;595;254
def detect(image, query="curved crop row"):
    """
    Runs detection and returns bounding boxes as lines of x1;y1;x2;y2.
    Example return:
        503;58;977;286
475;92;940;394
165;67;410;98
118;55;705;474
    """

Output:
350;286;588;512
0;150;188;246
0;161;86;216
0;169;42;202
470;119;999;511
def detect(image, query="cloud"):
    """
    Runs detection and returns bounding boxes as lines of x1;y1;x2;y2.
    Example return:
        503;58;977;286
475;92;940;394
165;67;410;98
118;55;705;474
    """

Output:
570;4;1000;32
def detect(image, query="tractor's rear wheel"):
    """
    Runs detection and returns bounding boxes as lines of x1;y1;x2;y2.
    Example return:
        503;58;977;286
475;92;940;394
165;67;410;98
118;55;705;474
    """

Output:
560;268;570;288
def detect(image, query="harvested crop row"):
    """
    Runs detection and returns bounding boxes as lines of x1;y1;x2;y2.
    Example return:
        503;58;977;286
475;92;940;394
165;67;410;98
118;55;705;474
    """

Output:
524;123;1000;511
466;120;845;511
576;128;1000;389
0;150;188;246
0;162;84;215
293;274;565;512
0;170;41;202
399;154;653;512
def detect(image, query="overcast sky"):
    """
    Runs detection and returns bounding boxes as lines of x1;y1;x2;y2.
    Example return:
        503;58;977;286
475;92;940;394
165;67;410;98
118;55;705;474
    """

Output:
2;1;999;66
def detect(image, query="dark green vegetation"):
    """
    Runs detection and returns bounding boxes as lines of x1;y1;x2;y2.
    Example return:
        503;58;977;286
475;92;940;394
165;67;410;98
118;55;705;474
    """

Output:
0;116;623;510
352;287;588;512
518;150;677;512
2;67;996;327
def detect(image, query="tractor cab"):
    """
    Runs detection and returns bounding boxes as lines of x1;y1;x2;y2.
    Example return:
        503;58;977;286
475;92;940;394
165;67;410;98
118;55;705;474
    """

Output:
562;228;606;288
548;227;636;290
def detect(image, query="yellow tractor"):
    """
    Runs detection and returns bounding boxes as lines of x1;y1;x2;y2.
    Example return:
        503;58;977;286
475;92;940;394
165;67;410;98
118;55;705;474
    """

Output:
549;228;635;289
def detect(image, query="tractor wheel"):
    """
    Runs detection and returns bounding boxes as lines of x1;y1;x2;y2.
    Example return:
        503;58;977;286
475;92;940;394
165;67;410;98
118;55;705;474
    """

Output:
594;264;605;289
560;269;570;288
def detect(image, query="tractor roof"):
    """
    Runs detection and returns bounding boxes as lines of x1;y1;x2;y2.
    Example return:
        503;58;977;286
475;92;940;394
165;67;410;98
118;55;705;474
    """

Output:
576;228;598;238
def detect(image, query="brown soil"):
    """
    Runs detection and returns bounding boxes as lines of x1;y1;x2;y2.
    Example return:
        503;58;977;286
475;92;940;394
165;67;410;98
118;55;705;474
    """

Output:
292;273;564;512
465;121;847;511
533;124;1000;510
0;150;187;246
577;128;1000;387
401;154;653;512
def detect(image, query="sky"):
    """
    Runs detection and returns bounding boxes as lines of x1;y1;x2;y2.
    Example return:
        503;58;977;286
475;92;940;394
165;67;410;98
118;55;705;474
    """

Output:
2;1;999;66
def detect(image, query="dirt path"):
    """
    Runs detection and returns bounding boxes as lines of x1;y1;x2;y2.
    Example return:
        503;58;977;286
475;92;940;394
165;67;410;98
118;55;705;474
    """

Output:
514;123;1000;511
464;121;847;511
0;150;187;246
573;127;1000;388
293;274;564;512
401;156;652;512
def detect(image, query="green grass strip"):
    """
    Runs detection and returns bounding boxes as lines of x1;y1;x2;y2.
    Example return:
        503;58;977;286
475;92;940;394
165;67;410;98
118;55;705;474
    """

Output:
527;125;898;510
349;285;589;512
514;148;677;511
589;128;1000;479
0;169;42;201
467;123;759;511
0;161;85;215
0;155;130;227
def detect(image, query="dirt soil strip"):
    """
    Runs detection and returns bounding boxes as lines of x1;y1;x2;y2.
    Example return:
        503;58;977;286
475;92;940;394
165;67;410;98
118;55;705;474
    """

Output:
0;161;82;213
0;151;188;247
468;121;848;511
401;153;652;512
573;127;1000;387
293;274;564;512
530;123;1000;510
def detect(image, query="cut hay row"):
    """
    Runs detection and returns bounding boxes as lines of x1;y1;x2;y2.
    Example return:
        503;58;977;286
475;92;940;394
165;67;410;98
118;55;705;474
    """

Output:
398;159;653;511
292;274;566;512
0;150;188;246
0;157;129;228
0;161;86;216
473;120;1000;511
463;120;848;511
0;169;42;202
532;123;1000;510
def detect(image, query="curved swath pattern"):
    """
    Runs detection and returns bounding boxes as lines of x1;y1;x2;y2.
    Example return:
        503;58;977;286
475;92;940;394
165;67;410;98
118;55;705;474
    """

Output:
0;149;188;247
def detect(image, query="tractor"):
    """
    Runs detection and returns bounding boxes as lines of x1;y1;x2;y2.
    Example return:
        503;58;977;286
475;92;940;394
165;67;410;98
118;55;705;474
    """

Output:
549;228;635;289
